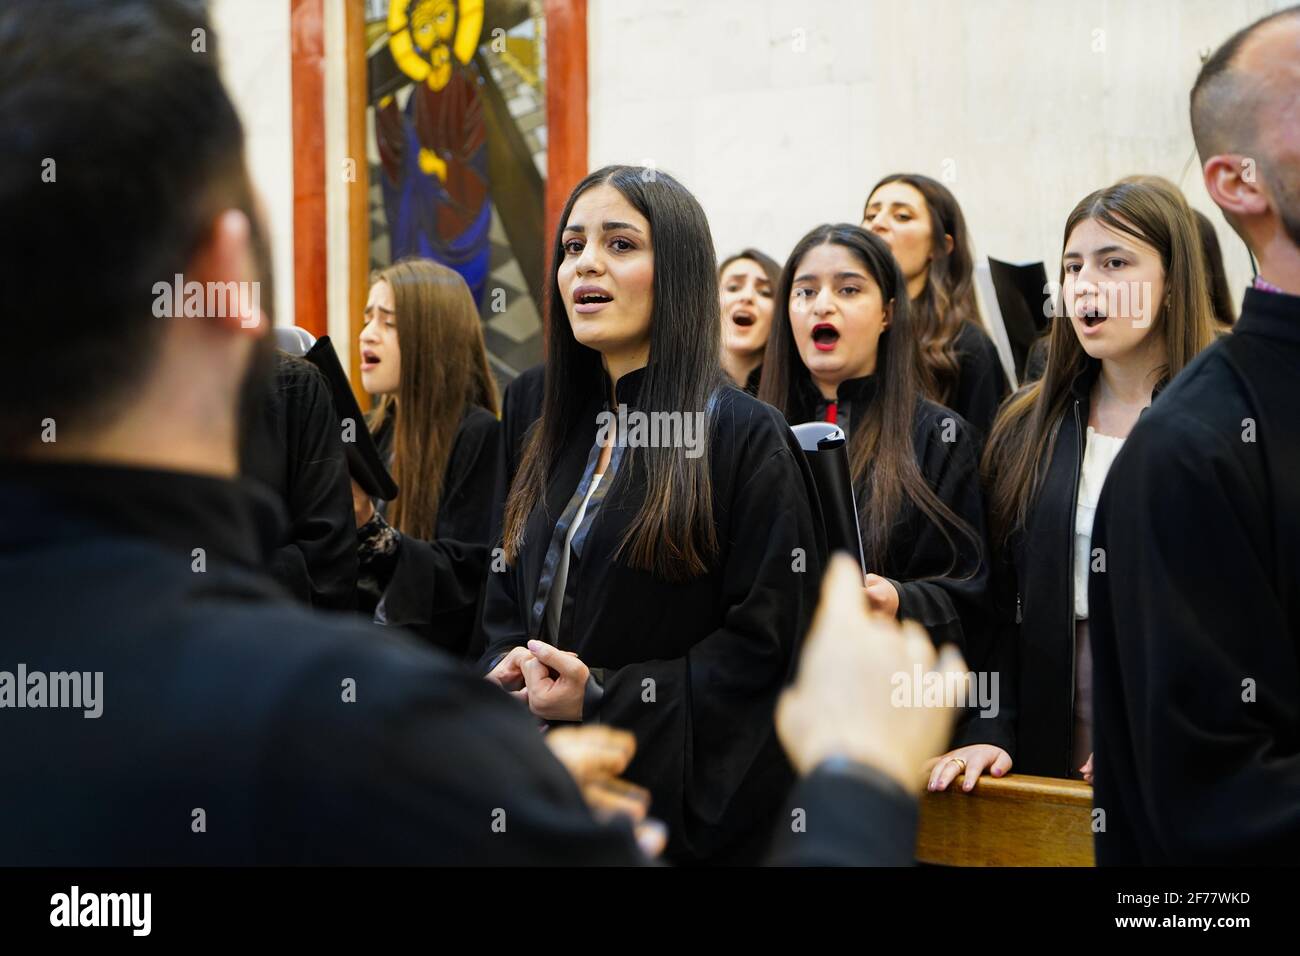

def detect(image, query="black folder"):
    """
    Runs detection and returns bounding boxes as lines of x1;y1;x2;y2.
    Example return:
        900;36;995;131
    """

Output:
302;335;399;501
791;422;865;578
987;257;1051;380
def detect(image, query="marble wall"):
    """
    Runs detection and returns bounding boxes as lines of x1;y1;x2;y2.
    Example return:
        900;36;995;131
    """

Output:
210;0;295;329
588;0;1287;307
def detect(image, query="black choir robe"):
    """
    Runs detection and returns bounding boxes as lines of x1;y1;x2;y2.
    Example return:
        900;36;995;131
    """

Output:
952;361;1155;775
786;373;990;655
478;366;827;864
948;321;1010;446
359;406;499;656
240;353;357;610
0;459;915;865
469;364;546;663
1090;287;1300;864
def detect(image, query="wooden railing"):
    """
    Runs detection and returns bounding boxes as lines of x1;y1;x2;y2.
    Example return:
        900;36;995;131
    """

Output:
916;774;1095;866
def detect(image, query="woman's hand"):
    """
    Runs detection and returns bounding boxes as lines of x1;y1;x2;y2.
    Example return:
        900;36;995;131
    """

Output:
521;639;590;722
925;744;1013;792
351;479;375;528
1080;752;1094;785
485;646;535;695
863;573;900;617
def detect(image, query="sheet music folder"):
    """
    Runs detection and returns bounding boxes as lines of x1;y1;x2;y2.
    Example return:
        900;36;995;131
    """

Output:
302;335;399;502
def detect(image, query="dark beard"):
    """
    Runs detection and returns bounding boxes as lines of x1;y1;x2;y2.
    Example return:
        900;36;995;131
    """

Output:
1266;165;1300;251
1281;203;1300;252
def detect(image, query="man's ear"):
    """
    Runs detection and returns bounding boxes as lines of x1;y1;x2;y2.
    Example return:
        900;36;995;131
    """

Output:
187;208;269;337
1203;154;1269;221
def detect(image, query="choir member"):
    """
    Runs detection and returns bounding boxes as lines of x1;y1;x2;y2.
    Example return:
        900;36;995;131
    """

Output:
1;0;971;867
479;165;825;864
862;174;1008;442
240;351;358;610
718;248;780;393
1092;8;1300;863
929;178;1215;790
758;223;990;653
353;257;500;656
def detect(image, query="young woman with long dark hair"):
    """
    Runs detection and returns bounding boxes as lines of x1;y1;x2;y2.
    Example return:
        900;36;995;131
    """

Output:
929;179;1216;789
759;223;989;653
353;257;501;655
478;166;824;864
718;247;780;393
862;174;1008;442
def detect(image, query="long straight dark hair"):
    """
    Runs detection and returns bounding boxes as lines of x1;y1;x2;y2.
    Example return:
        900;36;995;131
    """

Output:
866;173;982;407
759;223;974;572
983;179;1216;547
502;165;723;580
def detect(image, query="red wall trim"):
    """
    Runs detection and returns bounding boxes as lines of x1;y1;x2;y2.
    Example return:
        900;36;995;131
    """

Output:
291;0;327;338
544;0;588;292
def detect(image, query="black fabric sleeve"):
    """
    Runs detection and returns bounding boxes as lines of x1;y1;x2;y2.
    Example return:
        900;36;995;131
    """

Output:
275;364;358;611
256;630;648;865
1091;412;1300;863
768;761;919;866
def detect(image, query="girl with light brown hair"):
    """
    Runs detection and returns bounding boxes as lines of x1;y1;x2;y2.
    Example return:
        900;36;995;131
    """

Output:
353;256;501;656
930;178;1215;789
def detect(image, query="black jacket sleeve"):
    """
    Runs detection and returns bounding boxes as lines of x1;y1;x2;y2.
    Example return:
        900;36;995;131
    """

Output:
768;762;919;866
268;361;358;610
1090;411;1300;864
258;629;649;865
263;626;922;865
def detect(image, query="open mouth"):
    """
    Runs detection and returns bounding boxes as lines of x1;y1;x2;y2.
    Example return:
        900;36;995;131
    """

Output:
811;323;840;350
361;349;381;369
574;283;613;310
1079;310;1108;328
731;309;755;328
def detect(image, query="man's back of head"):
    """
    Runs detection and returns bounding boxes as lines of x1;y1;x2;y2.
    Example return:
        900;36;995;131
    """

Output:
0;0;272;467
1190;5;1300;288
